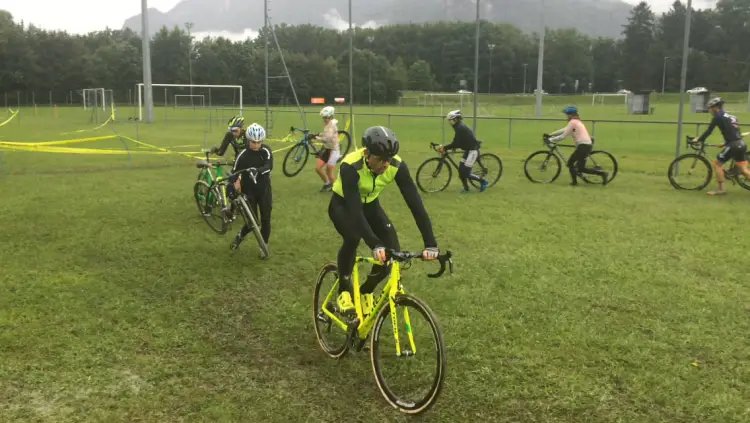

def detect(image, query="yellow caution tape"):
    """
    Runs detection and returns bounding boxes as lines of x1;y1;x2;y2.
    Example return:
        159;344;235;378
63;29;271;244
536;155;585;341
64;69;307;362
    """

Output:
0;135;117;147
0;110;20;128
60;114;114;135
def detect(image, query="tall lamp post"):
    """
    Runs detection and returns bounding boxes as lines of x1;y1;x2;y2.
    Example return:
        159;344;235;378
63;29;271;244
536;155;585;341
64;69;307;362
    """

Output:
185;22;194;107
661;56;670;95
522;63;528;94
488;43;496;93
367;35;375;107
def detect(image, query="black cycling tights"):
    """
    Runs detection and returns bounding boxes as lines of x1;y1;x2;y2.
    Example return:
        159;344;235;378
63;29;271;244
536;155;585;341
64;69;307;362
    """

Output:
567;144;604;182
239;188;272;244
328;194;400;295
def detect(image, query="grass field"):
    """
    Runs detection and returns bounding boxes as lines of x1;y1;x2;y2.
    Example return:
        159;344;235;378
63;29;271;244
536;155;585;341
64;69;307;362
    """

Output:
1;101;750;422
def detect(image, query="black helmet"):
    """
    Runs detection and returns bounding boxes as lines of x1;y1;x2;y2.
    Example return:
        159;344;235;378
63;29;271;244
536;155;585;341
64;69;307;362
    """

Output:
362;126;399;158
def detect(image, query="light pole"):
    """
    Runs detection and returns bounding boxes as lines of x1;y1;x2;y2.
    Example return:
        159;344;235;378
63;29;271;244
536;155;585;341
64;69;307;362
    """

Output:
141;0;154;123
185;22;194;107
522;63;528;94
472;0;480;131
488;43;496;94
535;0;546;116
661;56;669;95
674;0;693;174
367;35;375;107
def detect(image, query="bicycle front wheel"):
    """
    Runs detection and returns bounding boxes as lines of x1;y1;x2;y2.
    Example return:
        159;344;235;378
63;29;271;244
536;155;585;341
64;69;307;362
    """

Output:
283;143;309;177
312;263;350;359
469;153;503;188
370;294;446;415
416;158;453;193
668;154;712;190
581;151;618;185
337;130;352;159
194;181;230;235
524;151;562;183
237;196;270;258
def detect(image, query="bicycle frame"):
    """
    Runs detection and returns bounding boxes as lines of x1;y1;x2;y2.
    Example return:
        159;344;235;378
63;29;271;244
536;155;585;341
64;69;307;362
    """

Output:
428;143;473;172
199;150;231;204
684;136;742;178
320;258;416;356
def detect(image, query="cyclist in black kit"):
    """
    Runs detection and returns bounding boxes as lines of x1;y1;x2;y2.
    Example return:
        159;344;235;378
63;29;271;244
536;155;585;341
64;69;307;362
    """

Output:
440;110;489;193
230;123;273;258
212;116;247;160
695;97;749;196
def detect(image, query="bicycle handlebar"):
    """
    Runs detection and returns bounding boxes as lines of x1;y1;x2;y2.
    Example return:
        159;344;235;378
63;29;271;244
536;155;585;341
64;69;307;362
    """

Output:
387;249;454;278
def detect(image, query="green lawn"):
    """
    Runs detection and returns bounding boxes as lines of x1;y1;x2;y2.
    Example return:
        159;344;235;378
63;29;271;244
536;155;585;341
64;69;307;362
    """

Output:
1;103;750;422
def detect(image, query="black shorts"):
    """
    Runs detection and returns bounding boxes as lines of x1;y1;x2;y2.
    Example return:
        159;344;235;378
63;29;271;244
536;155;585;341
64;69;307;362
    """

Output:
716;141;748;164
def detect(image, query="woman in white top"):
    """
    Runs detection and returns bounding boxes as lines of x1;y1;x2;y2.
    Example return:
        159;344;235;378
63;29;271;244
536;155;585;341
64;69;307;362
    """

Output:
547;106;609;186
314;106;340;192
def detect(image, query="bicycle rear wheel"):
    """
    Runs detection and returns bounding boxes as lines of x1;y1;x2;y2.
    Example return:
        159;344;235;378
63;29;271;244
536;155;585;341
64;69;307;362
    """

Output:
524;151;562;183
312;263;351;359
237;195;270;258
283;143;309;177
337;130;352;159
415;158;453;193
469;153;503;188
370;294;446;415
194;181;230;235
581;151;618;184
668;154;712;190
730;164;750;191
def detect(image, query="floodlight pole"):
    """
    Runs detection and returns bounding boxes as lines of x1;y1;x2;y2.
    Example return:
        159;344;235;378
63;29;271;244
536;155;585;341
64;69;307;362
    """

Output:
488;43;495;94
535;0;545;117
674;0;693;173
523;63;528;94
661;56;669;95
349;0;354;137
367;36;375;107
141;0;154;123
186;22;194;107
264;0;269;127
473;0;480;131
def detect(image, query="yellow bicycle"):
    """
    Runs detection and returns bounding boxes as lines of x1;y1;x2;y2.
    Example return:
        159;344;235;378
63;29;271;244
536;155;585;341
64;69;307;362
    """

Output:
313;249;453;414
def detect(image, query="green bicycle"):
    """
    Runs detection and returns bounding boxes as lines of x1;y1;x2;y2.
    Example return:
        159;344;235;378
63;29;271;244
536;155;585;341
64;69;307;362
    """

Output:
194;149;234;234
195;165;270;258
313;249;453;414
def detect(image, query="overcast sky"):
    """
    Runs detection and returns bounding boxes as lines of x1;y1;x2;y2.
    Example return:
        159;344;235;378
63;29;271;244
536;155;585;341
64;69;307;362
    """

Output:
0;0;720;35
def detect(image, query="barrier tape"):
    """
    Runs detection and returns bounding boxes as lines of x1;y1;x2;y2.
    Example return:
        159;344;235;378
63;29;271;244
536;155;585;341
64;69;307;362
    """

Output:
0;135;117;147
0;110;20;128
60;113;115;135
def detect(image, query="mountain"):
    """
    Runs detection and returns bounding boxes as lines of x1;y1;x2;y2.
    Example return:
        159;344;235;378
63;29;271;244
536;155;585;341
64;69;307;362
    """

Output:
123;0;636;39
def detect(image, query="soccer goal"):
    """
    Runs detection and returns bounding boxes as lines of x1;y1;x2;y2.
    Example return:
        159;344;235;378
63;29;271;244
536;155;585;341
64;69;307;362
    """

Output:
82;88;114;112
174;94;205;108
592;93;629;106
136;83;243;121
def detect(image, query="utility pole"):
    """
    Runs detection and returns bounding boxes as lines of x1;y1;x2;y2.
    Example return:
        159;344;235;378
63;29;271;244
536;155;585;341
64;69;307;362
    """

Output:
488;43;496;93
185;22;194;107
367;36;375;107
141;0;154;123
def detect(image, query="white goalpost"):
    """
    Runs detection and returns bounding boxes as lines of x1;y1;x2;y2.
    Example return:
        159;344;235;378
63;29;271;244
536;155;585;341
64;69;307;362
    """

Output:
82;88;114;112
136;83;243;121
592;93;629;106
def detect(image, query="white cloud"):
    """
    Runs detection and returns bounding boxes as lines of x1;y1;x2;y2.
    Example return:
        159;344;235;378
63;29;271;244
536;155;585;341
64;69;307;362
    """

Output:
322;8;380;31
193;29;259;42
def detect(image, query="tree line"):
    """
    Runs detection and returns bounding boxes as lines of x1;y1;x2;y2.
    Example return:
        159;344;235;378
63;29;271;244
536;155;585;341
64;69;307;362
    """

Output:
0;1;748;107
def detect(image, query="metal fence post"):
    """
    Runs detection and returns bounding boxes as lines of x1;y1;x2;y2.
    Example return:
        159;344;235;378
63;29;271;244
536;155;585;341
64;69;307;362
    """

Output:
508;118;513;148
441;116;445;144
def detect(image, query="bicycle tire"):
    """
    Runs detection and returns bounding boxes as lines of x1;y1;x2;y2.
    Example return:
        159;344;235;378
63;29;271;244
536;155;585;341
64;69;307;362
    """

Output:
194;181;230;235
667;154;712;190
370;293;446;415
338;130;352;160
469;153;503;189
415;158;453;193
237;195;270;258
581;150;618;185
524;151;562;183
312;263;351;359
732;164;750;191
283;143;309;177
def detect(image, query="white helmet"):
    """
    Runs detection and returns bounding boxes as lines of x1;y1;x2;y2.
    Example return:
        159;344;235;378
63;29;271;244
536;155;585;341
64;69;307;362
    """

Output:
446;110;462;120
246;123;266;143
320;106;335;118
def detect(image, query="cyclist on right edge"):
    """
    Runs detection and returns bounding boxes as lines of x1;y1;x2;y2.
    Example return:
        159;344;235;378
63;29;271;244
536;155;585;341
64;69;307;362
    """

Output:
329;126;439;316
546;106;609;186
440;110;489;193
695;97;749;196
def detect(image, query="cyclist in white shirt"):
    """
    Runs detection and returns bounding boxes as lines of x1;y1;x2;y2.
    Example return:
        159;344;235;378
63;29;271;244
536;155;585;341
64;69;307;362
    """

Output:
314;106;340;192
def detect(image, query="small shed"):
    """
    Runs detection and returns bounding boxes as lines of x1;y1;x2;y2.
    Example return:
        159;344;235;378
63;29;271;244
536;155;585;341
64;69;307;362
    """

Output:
628;91;651;115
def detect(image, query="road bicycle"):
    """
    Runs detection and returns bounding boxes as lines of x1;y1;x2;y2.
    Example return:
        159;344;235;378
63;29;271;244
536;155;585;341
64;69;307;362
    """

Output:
282;126;352;177
415;142;503;193
194;166;270;259
194;149;234;234
523;135;618;184
313;249;453;414
667;136;750;191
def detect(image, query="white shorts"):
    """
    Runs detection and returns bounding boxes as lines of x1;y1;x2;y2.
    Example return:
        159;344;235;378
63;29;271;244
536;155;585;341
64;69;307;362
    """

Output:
461;150;479;167
318;149;340;167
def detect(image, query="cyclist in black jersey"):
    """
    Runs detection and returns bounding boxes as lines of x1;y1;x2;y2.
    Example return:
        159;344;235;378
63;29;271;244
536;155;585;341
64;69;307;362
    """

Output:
328;126;440;315
212;116;247;161
695;97;749;196
440;110;489;193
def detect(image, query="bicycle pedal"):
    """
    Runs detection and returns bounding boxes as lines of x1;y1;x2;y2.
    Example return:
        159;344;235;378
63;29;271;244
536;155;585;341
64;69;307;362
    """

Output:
316;311;331;324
